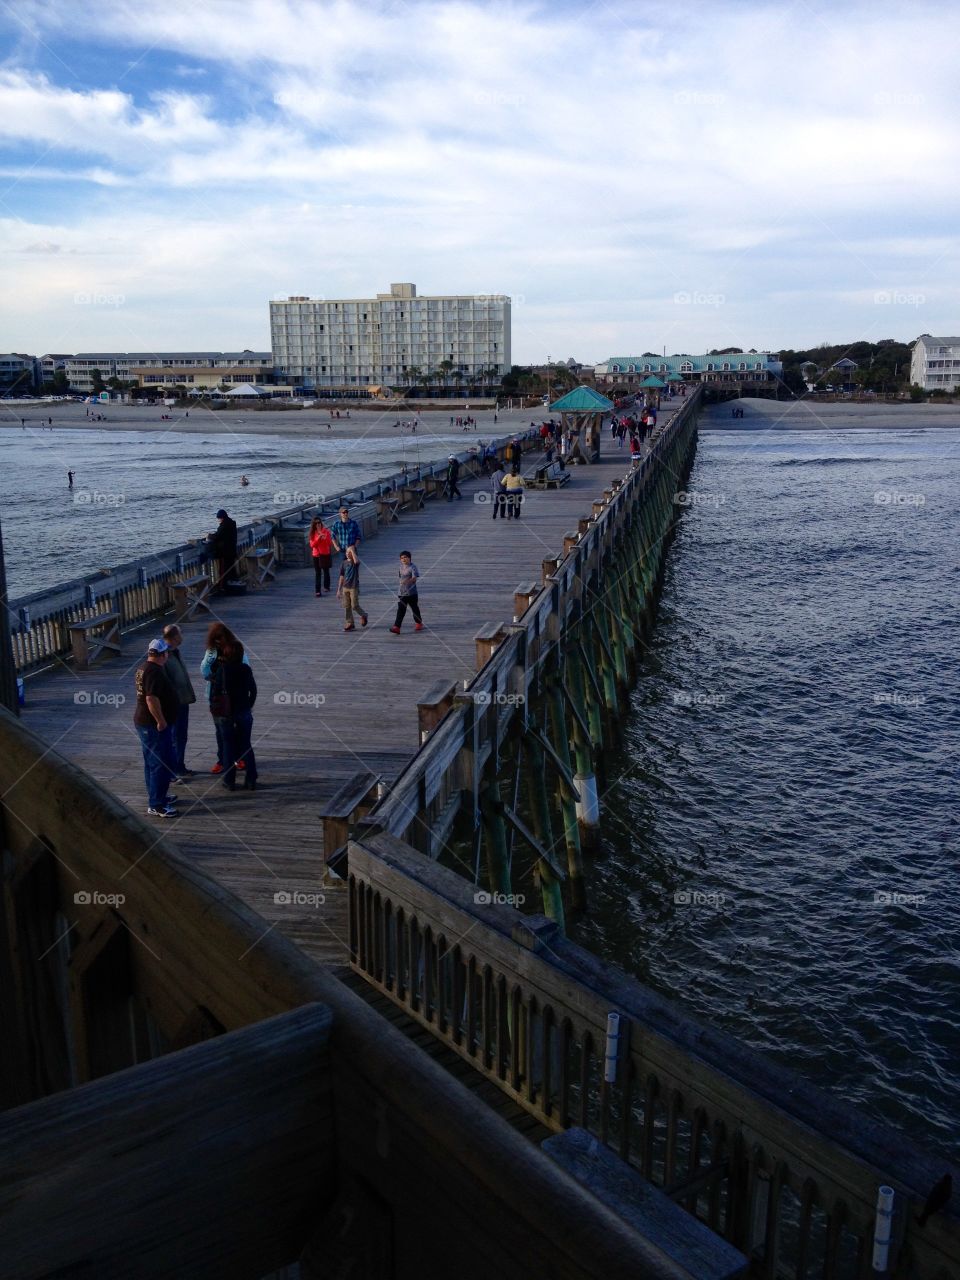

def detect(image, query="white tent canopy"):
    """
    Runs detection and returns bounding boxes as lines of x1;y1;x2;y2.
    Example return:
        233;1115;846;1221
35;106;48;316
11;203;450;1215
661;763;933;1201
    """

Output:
225;383;268;397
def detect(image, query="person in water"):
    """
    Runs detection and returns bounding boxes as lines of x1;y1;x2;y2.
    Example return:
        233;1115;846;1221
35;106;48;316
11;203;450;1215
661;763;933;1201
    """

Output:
240;475;250;486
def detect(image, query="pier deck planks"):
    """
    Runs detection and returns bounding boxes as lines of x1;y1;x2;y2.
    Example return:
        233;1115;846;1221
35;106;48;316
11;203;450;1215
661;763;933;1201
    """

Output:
19;423;670;968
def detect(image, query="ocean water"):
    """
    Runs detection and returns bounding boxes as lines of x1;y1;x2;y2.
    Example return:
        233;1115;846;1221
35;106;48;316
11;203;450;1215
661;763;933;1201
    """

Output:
574;420;960;1161
0;426;472;598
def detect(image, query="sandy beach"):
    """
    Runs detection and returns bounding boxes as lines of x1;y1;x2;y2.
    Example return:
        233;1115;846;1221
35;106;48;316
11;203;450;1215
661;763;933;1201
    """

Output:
0;401;537;441
702;396;960;430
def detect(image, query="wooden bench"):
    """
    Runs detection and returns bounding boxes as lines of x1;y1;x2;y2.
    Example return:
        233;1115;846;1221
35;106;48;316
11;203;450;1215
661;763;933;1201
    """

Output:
69;613;121;669
240;547;277;590
170;572;212;623
377;495;404;524
400;484;427;511
542;1129;748;1279
528;460;570;489
320;770;382;879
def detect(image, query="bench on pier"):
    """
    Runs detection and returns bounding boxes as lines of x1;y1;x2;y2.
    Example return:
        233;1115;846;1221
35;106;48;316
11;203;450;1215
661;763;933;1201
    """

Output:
320;769;382;879
69;613;121;669
239;547;277;590
542;1129;747;1280
400;484;427;511
377;495;404;524
526;459;570;489
170;572;212;623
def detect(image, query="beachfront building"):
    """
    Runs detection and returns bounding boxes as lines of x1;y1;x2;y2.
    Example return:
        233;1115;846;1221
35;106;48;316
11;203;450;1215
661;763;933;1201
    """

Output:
594;352;782;390
0;353;39;393
65;352;274;393
910;334;960;391
270;283;511;394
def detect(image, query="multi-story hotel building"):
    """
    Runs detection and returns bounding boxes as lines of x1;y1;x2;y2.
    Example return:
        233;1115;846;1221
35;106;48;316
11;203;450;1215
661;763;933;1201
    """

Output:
910;334;960;391
65;352;273;393
270;283;511;391
594;352;783;389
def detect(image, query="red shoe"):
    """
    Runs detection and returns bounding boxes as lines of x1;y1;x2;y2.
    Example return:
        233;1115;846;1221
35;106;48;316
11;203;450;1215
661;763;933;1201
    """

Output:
210;762;224;774
414;623;425;631
344;624;355;632
360;614;368;628
236;759;246;769
390;625;401;634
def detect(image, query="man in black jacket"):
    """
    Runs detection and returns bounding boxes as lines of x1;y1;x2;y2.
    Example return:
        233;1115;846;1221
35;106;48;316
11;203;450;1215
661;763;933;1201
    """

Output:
445;456;462;501
210;508;238;588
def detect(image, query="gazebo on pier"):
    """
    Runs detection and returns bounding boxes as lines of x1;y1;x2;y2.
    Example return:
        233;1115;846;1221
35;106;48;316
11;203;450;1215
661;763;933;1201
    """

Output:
549;385;614;464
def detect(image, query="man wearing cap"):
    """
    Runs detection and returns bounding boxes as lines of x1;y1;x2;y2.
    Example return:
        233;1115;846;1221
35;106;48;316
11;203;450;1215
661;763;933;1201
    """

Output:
133;639;181;818
209;508;238;589
330;505;361;555
445;455;462;501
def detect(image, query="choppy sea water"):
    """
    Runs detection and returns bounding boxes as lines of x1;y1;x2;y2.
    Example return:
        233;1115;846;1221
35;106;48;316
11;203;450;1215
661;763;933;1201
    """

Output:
573;420;960;1161
0;427;473;597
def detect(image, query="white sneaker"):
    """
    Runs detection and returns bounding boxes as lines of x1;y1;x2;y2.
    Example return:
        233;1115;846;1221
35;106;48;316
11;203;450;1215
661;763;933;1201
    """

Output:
147;805;179;818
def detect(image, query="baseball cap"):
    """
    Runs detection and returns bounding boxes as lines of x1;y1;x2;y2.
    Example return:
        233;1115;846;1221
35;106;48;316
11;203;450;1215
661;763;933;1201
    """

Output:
148;638;170;654
215;508;228;518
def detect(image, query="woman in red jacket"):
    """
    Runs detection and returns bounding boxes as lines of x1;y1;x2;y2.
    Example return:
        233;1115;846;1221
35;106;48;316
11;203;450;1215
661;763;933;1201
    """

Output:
308;516;334;596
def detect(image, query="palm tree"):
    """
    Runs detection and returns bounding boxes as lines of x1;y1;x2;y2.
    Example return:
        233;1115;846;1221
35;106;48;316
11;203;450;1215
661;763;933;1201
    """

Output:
436;359;455;391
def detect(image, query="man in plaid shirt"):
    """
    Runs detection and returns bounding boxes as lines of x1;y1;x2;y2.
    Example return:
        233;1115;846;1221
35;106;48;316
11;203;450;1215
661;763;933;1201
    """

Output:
331;505;362;554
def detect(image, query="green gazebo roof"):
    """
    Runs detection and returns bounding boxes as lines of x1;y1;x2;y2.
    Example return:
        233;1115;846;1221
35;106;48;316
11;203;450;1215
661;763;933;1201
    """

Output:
549;385;614;413
666;374;684;382
639;375;666;387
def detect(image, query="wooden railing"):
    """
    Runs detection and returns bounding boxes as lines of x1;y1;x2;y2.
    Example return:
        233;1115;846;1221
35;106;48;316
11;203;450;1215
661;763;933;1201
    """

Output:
6;430;539;675
349;830;960;1280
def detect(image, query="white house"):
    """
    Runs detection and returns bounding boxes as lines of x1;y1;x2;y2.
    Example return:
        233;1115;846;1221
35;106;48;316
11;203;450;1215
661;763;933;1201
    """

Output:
910;334;960;391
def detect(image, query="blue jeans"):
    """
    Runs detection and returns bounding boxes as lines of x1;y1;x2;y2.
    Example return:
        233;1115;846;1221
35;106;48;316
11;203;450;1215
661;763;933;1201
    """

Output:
136;724;177;809
172;704;190;773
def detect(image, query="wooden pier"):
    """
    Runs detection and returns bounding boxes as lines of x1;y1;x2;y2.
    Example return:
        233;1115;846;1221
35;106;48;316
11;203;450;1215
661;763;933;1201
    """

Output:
3;389;959;1280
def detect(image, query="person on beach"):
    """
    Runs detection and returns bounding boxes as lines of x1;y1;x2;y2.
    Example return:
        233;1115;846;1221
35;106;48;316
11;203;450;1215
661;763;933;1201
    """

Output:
67;470;74;487
331;505;362;554
490;460;507;519
212;639;258;792
390;550;424;633
133;638;180;818
502;466;526;519
209;509;238;589
446;455;462;500
337;545;368;631
201;622;250;774
309;515;334;596
162;623;197;780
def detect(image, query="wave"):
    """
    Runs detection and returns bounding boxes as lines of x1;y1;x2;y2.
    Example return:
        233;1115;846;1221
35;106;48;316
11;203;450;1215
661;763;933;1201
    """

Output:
772;456;888;467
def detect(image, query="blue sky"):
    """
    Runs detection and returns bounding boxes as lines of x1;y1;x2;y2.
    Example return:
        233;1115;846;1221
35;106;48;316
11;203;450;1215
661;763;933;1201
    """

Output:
0;0;957;362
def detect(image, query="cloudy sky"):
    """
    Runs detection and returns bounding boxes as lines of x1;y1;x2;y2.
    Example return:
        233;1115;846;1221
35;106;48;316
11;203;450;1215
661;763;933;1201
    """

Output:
0;0;956;363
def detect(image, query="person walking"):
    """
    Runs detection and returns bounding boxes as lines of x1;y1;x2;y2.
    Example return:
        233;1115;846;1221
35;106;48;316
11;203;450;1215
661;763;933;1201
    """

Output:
337;545;368;631
390;550;424;633
161;623;197;780
209;508;238;589
490;459;507;519
133;638;180;818
445;455;462;500
213;640;259;792
330;504;362;554
201;621;250;773
502;466;526;519
308;515;334;596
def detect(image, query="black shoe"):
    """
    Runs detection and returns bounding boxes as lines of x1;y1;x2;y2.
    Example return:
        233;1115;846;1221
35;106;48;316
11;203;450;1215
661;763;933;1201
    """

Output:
222;780;236;792
242;780;257;791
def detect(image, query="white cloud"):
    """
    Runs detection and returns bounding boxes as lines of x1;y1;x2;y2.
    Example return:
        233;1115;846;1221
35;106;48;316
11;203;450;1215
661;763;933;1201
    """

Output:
0;1;958;357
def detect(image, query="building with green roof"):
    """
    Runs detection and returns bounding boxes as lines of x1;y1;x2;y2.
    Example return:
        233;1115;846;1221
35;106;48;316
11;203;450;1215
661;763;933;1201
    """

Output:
594;352;782;390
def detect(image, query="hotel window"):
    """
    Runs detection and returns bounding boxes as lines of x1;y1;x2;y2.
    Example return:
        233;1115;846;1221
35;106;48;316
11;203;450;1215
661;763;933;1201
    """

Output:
739;363;746;370
723;363;730;371
706;363;715;372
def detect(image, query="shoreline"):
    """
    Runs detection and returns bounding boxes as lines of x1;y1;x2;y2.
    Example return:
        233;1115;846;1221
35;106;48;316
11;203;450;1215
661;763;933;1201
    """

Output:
700;398;960;430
